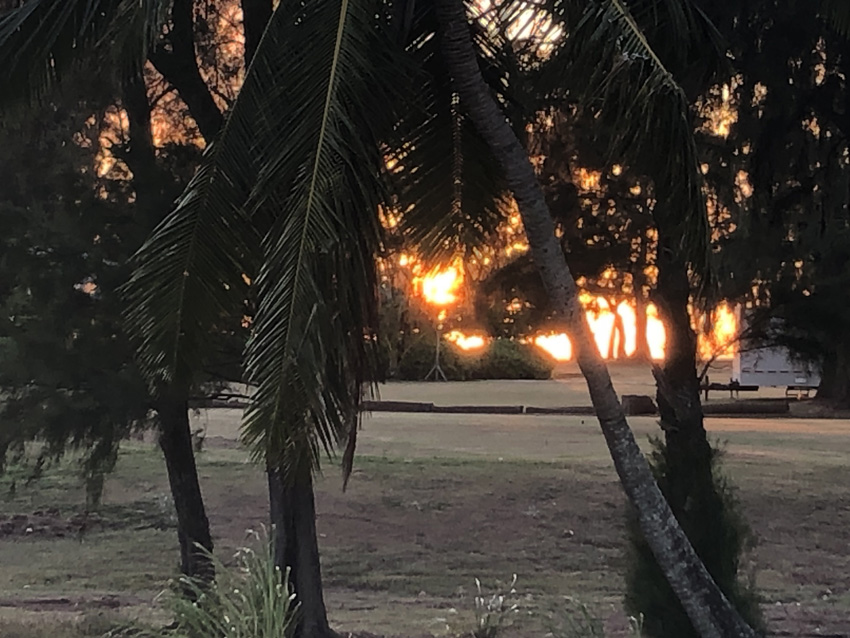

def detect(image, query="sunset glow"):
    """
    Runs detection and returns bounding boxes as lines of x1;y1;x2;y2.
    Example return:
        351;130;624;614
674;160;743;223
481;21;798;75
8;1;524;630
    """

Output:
405;253;738;363
697;302;738;360
586;298;617;358
535;333;572;361
616;302;638;356
646;303;667;360
445;330;487;351
438;298;738;363
420;266;462;307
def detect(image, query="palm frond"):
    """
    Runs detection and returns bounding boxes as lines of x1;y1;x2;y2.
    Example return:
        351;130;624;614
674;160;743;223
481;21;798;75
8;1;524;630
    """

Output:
237;0;402;477
393;1;512;262
821;0;850;37
0;0;164;104
122;4;268;389
122;142;259;391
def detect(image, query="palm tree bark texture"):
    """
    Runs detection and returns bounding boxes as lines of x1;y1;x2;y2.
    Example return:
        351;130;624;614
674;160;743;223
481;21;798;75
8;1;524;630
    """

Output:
433;0;757;636
268;467;335;638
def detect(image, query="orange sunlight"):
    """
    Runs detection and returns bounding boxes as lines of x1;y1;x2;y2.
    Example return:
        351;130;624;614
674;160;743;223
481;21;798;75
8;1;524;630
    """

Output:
440;297;738;363
535;333;572;361
420;266;462;307
403;255;738;363
697;302;738;360
529;299;669;362
617;302;638;356
646;303;667;360
445;330;487;351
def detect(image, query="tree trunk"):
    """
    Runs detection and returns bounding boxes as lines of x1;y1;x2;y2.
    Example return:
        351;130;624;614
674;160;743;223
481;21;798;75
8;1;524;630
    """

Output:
816;345;850;407
653;249;714;516
241;0;273;65
634;290;650;361
649;243;752;636
268;465;336;638
122;67;215;587
633;244;651;361
158;395;215;585
149;0;224;141
610;298;627;360
434;2;756;636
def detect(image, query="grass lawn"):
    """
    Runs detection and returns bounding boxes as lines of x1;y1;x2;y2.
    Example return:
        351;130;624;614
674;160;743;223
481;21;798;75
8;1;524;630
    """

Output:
1;382;849;637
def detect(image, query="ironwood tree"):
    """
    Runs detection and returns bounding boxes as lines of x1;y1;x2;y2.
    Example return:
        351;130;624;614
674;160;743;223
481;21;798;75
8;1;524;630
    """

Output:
701;0;850;406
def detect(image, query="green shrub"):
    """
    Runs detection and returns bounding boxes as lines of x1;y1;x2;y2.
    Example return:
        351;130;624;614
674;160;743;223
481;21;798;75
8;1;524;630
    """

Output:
396;337;555;381
471;339;554;380
396;334;475;380
624;439;764;638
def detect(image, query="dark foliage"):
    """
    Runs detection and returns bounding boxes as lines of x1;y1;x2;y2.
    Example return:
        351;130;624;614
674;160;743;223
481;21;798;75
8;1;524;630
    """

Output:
625;438;765;638
0;93;153;497
470;339;554;380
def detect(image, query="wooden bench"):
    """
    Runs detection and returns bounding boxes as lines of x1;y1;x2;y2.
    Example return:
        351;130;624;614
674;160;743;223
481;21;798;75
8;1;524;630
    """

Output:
785;385;814;399
700;378;759;401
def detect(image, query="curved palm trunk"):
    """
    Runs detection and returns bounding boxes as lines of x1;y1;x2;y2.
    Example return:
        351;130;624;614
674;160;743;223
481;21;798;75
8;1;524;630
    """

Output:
268;465;336;638
434;2;756;636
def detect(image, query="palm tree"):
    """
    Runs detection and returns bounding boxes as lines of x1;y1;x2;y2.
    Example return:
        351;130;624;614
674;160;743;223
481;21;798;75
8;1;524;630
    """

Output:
1;1;761;636
433;2;756;636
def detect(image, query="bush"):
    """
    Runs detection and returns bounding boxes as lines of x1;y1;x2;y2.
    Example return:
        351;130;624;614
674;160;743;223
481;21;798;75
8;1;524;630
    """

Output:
396;334;475;380
624;439;764;638
471;339;554;380
130;531;297;638
396;337;555;381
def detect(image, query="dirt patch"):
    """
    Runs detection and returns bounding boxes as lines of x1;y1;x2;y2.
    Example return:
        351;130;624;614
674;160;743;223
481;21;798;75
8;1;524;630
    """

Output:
0;502;175;540
0;510;99;540
0;594;144;612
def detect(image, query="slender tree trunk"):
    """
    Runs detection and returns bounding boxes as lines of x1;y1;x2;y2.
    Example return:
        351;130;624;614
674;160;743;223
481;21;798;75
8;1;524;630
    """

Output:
610;298;626;360
122;67;215;587
268;465;335;638
634;290;650;361
633;244;651;361
157;395;214;584
434;2;756;636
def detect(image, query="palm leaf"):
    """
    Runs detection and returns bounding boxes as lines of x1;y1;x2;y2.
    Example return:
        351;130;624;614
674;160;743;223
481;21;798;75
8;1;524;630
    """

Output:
821;0;850;36
237;0;402;477
393;1;513;262
122;146;259;391
122;5;269;389
0;0;164;104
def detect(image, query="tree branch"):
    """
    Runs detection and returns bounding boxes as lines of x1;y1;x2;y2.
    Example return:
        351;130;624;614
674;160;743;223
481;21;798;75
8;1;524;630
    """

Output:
149;0;224;142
